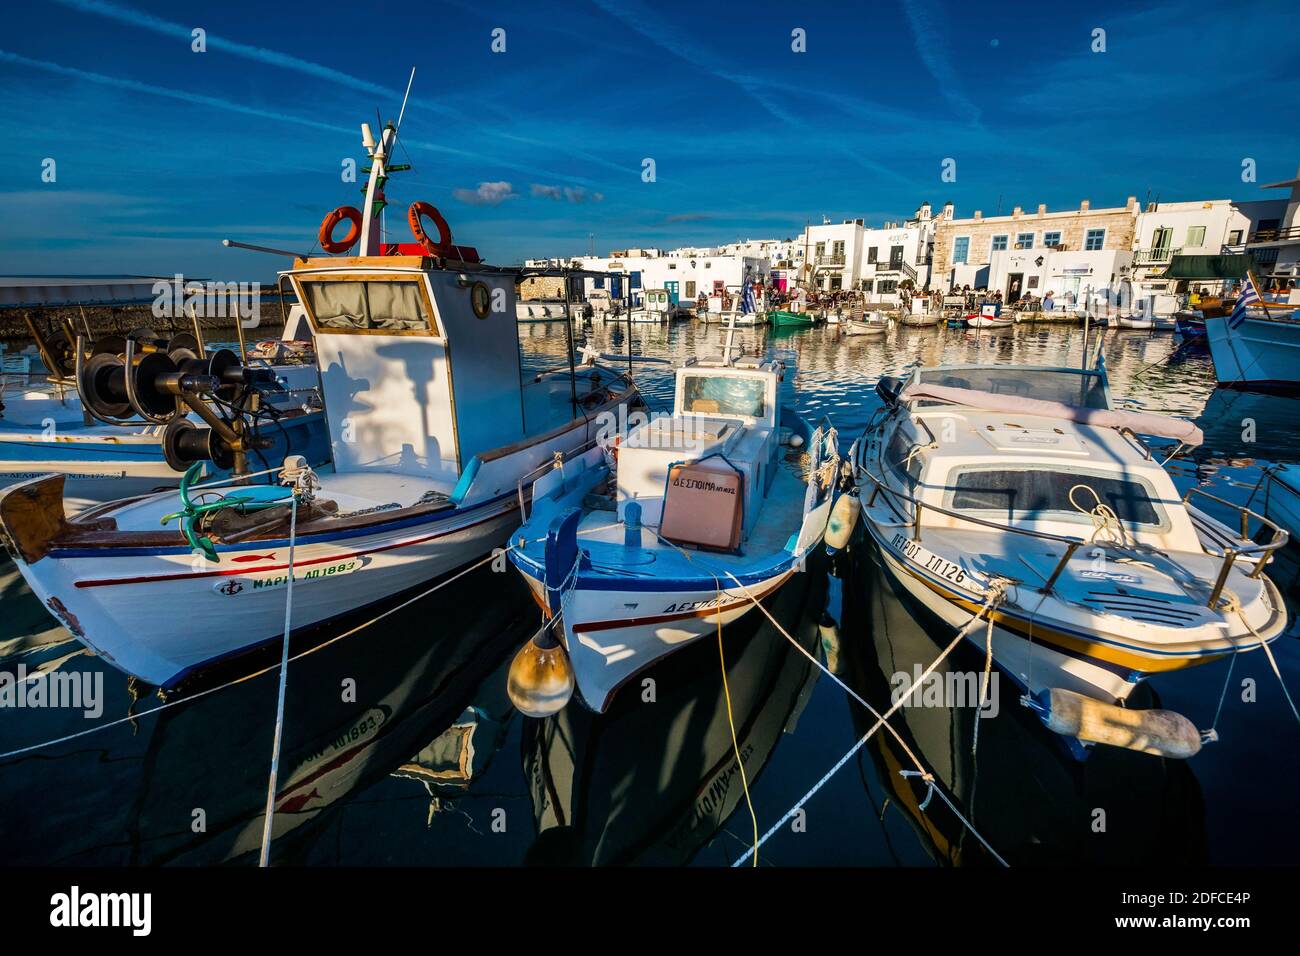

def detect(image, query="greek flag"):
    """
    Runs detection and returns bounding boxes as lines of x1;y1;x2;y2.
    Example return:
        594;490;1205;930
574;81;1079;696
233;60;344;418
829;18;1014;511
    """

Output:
742;282;757;314
1228;274;1259;330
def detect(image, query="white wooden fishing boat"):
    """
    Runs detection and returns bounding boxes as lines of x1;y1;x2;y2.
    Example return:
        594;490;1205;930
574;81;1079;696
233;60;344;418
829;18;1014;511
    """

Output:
1114;314;1177;331
628;289;676;324
508;330;840;712
1206;275;1300;390
842;311;890;337
965;305;1013;329
0;114;644;691
854;362;1288;709
900;311;943;328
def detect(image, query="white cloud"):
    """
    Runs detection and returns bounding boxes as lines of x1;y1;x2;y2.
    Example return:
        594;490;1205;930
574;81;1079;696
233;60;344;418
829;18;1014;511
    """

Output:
452;181;517;205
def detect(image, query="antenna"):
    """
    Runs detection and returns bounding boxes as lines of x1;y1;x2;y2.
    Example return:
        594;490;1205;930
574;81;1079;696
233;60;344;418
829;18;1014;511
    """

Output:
396;67;416;133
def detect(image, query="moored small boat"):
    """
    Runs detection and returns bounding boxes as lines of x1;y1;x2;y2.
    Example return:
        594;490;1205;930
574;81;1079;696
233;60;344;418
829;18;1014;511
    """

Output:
854;362;1288;714
508;337;840;712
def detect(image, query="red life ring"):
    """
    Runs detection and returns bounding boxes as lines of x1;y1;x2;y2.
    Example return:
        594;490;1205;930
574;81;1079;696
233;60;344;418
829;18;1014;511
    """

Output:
408;201;453;257
318;206;362;253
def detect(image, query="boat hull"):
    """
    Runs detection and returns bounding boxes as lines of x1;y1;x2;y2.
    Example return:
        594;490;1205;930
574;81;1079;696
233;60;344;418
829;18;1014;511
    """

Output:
9;494;522;688
519;564;797;712
1207;313;1300;390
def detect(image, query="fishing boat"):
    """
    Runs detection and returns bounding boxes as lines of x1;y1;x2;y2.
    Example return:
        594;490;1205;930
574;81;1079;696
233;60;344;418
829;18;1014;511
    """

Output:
900;311;943;328
1174;312;1208;338
628;288;675;324
507;327;841;712
853;362;1289;716
1205;274;1300;391
965;304;1013;329
1114;314;1177;331
767;308;816;329
0;112;644;691
842;312;890;337
0;316;327;510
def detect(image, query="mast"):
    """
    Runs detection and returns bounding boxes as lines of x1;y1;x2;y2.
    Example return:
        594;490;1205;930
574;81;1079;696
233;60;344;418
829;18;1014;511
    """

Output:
359;68;416;256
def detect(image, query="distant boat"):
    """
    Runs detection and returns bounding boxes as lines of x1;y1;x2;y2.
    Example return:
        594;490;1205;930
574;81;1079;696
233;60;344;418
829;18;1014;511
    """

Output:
966;304;1012;328
900;312;943;327
767;309;816;329
842;312;890;336
1205;274;1300;390
1114;314;1176;331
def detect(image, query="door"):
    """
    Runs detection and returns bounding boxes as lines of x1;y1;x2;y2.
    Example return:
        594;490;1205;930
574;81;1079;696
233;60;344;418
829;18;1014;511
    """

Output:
610;276;622;299
1007;273;1023;303
665;280;679;304
889;245;904;271
1152;227;1173;260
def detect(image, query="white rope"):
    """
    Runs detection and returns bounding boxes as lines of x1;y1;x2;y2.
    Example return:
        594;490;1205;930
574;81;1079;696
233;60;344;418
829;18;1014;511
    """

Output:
0;548;508;762
1227;595;1300;729
259;494;297;868
729;576;1011;867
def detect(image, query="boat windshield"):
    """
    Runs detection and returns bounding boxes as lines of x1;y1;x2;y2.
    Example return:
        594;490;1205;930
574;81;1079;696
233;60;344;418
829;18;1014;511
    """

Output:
680;374;766;418
947;468;1164;527
916;367;1108;409
300;278;434;332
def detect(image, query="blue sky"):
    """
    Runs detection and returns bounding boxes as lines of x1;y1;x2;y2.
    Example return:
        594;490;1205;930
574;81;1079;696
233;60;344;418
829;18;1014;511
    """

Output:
1;0;1297;283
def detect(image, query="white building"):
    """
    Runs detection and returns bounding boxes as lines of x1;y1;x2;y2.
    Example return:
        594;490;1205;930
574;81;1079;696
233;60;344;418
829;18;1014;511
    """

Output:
799;203;937;302
573;252;769;306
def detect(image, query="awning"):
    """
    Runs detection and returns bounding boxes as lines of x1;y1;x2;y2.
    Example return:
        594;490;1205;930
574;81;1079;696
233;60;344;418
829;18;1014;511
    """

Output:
1162;254;1257;280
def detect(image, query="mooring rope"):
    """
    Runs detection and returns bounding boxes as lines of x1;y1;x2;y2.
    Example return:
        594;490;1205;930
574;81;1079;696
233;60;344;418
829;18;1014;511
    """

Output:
0;548;509;762
726;572;1011;867
258;494;298;867
1227;595;1300;729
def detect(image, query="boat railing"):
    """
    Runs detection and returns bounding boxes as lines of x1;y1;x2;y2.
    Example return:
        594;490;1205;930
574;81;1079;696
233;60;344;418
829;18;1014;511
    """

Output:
1181;486;1289;605
858;461;1287;608
515;436;602;522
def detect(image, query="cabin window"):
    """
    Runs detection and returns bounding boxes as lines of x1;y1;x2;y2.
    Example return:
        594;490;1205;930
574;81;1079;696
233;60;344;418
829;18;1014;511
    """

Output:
299;279;434;332
681;374;766;419
948;469;1162;527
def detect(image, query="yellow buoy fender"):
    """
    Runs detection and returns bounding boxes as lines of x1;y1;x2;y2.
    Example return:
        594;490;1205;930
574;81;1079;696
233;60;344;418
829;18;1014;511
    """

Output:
1035;688;1202;759
824;492;861;555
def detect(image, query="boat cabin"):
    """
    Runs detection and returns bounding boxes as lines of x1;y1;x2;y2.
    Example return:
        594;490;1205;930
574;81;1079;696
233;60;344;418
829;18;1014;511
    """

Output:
285;256;623;504
615;358;781;548
875;364;1203;551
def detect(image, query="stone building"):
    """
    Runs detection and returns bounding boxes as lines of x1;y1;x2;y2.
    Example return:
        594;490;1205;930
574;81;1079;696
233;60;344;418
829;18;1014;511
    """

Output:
932;198;1139;292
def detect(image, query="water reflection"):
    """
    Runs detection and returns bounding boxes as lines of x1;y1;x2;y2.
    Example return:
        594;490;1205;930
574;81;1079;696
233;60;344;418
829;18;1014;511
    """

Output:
839;548;1207;866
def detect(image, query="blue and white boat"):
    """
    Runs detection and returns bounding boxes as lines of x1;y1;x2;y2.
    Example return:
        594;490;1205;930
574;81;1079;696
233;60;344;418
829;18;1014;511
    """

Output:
508;331;841;712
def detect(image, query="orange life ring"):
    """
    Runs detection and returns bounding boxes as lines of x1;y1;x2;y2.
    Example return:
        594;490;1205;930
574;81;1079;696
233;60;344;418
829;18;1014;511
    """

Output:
408;201;453;257
318;206;362;254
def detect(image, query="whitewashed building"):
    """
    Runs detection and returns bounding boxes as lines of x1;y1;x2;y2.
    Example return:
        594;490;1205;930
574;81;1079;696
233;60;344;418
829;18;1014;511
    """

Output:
799;203;937;302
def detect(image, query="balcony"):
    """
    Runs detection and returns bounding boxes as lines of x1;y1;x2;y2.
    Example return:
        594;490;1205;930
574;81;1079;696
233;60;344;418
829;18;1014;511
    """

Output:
816;254;846;267
1133;247;1181;266
1247;225;1300;244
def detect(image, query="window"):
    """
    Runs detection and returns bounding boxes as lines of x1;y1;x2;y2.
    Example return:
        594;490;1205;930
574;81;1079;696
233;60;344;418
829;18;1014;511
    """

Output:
952;236;970;264
630;271;642;290
1043;231;1062;247
1186;225;1206;247
949;468;1163;527
885;428;923;484
668;262;677;269
833;240;845;257
829;276;842;290
814;242;826;258
1228;229;1243;244
682;374;766;418
889;245;904;269
593;276;605;289
1016;232;1034;249
1084;228;1105;251
300;279;434;332
877;279;897;294
685;281;696;298
867;247;878;263
991;235;1008;252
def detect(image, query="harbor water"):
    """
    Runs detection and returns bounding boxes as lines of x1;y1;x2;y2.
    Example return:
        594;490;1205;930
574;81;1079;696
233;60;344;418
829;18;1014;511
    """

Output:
2;320;1298;866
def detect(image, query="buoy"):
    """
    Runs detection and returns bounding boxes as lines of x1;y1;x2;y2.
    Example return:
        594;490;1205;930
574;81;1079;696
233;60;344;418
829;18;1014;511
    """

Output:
824;491;861;555
507;629;575;717
1032;688;1202;759
788;433;805;449
818;612;841;673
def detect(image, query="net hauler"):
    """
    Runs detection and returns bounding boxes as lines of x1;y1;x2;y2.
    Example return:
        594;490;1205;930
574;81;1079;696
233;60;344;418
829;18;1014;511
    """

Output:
0;109;644;691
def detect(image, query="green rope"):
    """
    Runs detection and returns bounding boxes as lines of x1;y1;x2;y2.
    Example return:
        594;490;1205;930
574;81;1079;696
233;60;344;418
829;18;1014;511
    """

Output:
160;463;293;562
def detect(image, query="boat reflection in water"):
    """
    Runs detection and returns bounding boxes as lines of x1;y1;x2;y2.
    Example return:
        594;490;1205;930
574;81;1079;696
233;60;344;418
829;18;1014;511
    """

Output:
838;549;1207;866
522;554;828;865
0;562;537;865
